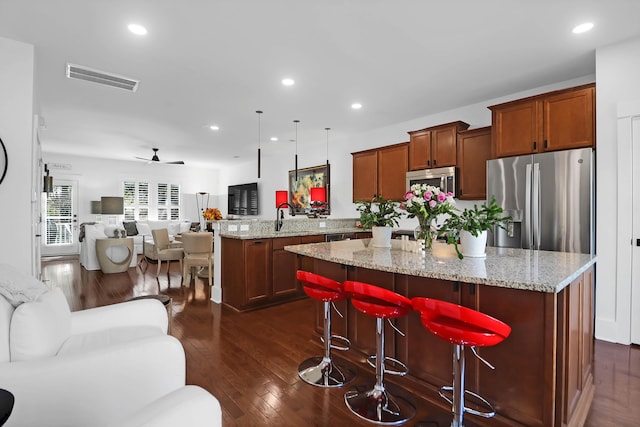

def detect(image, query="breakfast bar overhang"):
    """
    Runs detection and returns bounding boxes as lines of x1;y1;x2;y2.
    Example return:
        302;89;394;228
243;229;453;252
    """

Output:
285;239;597;427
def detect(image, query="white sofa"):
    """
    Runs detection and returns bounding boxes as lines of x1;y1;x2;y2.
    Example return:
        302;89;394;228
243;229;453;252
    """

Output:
80;220;192;271
0;263;221;426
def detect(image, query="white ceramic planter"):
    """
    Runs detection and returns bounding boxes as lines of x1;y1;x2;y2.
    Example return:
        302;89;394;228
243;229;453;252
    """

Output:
460;229;488;258
371;226;392;248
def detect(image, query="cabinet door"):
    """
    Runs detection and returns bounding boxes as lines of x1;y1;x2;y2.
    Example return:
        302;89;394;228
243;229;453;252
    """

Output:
457;127;492;200
244;239;272;305
377;143;408;201
492;100;542;157
352;150;378;201
543;87;594;152
431;126;458;167
272;237;301;298
408;130;431;170
396;276;460;392
313;260;349;341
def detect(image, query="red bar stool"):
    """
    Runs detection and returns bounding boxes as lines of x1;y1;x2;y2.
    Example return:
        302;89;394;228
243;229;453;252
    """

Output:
343;280;415;425
412;297;511;427
297;271;355;387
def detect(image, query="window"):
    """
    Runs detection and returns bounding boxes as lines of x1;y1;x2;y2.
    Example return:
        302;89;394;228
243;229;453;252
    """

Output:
157;183;180;220
123;181;149;221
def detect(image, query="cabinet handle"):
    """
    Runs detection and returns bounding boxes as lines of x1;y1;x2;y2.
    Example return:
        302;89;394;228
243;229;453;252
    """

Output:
254;241;264;245
533;141;537;150
544;140;548;149
427;160;431;167
433;159;437;166
453;282;460;292
469;283;476;295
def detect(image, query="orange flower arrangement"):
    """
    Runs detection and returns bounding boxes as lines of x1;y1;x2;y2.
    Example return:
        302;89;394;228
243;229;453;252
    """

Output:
202;207;222;221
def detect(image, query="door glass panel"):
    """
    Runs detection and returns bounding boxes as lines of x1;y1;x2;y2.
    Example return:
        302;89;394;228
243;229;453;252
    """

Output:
45;183;74;246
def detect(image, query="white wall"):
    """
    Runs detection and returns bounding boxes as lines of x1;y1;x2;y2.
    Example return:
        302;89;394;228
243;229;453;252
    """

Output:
594;35;640;343
44;153;219;228
221;74;595;230
0;37;34;275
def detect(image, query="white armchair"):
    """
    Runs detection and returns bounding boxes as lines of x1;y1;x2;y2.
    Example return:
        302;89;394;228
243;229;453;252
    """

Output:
0;275;220;427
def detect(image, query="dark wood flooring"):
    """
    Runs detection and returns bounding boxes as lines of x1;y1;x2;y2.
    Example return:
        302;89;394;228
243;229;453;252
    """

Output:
41;256;640;426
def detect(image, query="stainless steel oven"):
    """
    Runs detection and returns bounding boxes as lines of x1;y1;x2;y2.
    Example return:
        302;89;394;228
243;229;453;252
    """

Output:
406;166;456;197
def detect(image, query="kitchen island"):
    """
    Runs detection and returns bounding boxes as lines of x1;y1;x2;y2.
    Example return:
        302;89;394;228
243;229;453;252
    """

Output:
285;239;596;427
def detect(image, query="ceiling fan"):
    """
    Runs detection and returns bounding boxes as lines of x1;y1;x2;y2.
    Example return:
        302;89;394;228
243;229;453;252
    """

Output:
135;148;184;165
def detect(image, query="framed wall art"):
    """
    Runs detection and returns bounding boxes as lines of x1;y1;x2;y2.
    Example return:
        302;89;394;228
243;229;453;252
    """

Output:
288;164;330;215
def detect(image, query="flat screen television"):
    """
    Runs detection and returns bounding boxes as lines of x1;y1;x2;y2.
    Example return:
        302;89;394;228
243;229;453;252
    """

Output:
227;182;258;216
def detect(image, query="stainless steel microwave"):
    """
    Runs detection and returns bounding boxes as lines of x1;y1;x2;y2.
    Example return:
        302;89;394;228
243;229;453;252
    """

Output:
406;166;456;197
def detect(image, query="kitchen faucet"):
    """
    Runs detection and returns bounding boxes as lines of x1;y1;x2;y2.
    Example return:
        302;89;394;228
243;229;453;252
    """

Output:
276;202;296;231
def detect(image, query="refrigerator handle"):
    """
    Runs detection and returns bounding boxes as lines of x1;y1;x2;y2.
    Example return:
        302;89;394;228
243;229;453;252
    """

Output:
524;163;533;249
532;162;541;250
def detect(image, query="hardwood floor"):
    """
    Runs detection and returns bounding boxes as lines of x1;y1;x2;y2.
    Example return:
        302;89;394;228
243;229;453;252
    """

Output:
41;256;640;426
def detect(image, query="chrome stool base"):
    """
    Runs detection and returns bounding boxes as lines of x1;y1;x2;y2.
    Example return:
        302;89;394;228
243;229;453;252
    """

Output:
298;356;355;388
344;383;415;425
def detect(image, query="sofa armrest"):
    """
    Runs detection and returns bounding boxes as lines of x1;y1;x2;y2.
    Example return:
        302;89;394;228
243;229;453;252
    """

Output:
110;385;222;427
1;335;185;427
71;298;168;335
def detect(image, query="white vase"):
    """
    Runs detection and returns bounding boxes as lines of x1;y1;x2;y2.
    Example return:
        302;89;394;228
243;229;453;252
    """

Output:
371;226;392;248
460;229;488;258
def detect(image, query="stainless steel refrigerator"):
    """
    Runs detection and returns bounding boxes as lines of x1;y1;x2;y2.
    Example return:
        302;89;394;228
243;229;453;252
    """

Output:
486;147;594;254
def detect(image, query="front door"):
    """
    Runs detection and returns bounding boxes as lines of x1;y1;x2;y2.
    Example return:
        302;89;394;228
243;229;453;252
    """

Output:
41;179;79;256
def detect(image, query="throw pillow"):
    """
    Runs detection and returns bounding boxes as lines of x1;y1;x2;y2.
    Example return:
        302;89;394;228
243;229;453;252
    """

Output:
123;221;139;236
136;222;152;236
179;221;191;233
103;224;117;238
167;223;180;236
10;288;71;361
0;263;49;307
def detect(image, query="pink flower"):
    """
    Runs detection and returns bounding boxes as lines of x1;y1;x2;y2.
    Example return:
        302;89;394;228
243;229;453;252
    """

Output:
429;200;437;208
404;191;413;201
437;192;446;202
424;191;433;201
447;192;454;197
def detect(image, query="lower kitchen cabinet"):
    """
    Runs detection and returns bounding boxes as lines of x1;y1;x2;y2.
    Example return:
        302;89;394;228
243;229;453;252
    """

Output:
222;235;324;311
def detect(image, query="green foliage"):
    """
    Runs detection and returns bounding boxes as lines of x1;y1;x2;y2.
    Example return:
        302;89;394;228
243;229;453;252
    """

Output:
356;195;402;229
443;197;511;259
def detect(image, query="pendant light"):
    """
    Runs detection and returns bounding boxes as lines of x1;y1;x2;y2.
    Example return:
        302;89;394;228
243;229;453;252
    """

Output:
324;127;331;209
293;119;300;181
256;110;263;179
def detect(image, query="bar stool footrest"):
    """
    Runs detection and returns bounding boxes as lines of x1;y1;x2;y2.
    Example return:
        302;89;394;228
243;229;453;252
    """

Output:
439;386;496;418
320;334;351;352
366;355;409;376
345;382;415;425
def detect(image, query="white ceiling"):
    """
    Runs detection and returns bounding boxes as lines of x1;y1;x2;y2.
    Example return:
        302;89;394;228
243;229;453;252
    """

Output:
1;0;639;169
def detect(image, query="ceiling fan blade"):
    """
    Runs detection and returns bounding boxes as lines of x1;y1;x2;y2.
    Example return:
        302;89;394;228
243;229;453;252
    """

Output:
165;161;185;165
135;156;151;161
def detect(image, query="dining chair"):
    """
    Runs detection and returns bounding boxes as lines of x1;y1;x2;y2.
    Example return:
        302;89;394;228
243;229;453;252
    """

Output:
150;228;184;278
180;232;214;287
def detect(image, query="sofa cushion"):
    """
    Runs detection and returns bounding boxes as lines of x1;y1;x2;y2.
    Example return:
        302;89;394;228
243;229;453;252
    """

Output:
167;223;181;236
104;224;118;237
0;263;48;307
179;222;192;233
10;288;71;361
123;221;139;236
0;296;14;363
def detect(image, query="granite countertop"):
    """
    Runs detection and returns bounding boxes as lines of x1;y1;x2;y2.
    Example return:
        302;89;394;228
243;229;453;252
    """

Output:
284;239;597;293
220;227;366;240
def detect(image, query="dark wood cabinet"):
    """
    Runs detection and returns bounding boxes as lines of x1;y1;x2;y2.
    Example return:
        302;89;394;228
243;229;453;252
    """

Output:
222;235;324;311
306;261;595;427
490;84;595;158
408;121;469;170
352;142;408;202
457;126;492;200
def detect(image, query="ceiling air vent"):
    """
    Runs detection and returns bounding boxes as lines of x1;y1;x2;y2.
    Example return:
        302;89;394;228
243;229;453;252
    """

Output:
66;63;139;92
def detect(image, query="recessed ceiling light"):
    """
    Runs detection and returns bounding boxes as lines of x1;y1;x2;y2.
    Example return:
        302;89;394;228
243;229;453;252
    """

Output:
572;22;594;34
282;78;295;86
270;137;279;142
209;125;219;131
351;103;363;110
233;155;240;159
128;24;147;36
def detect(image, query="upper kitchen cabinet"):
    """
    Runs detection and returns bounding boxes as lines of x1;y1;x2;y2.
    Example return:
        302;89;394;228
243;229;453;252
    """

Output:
408;121;470;170
352;142;408;202
457;126;492;200
489;84;595;158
